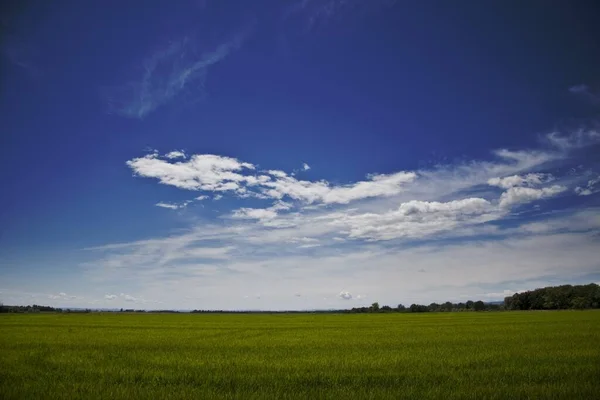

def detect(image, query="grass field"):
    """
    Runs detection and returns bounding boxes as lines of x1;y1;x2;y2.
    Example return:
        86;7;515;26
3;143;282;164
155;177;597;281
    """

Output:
1;311;599;399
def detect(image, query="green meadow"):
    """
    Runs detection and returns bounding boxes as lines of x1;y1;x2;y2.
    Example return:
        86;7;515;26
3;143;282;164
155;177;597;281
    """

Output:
1;311;599;399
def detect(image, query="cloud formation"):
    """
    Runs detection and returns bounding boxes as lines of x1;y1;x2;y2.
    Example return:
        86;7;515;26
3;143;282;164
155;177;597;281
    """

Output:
73;129;600;310
575;176;600;196
156;202;181;210
498;185;566;209
127;152;416;206
328;198;497;241
339;291;352;300
488;173;552;189
165;150;186;160
48;292;77;300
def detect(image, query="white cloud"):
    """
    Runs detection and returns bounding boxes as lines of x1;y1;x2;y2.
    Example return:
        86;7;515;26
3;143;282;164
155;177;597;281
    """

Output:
232;207;278;221
498;185;566;209
327;198;496;241
339;291;352;300
128;153;255;192
155;202;181;210
196;195;209;201
67;129;600;310
47;292;77;300
127;130;595;211
488;173;551;189
267;170;287;178
287;237;319;244
575;176;600;196
165;150;186;159
77;213;600;310
480;289;516;299
302;163;311;171
258;171;417;205
231;200;294;222
104;294;117;300
545;129;600;151
127;152;418;206
121;293;137;302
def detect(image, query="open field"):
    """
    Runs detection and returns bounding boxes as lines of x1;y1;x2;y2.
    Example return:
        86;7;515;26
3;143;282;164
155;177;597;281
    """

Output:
1;311;599;399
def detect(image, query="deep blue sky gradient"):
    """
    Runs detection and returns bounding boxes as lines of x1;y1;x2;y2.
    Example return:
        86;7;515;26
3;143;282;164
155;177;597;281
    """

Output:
1;0;599;308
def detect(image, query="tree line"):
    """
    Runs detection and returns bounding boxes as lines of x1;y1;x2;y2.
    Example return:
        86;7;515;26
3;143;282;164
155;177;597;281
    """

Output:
1;304;70;313
2;283;599;313
504;283;600;310
348;300;497;313
348;283;600;313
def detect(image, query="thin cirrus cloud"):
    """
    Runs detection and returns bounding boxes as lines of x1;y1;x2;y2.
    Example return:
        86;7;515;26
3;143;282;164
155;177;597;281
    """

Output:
569;84;599;104
155;201;192;210
107;23;254;119
283;0;396;34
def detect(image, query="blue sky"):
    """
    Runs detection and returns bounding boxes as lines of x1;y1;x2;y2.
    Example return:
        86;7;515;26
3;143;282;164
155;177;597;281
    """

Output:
1;0;599;310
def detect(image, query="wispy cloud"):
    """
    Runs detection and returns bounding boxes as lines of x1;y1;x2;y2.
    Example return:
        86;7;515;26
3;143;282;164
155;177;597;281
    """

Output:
107;23;254;119
155;200;193;210
282;0;396;35
155;202;181;210
48;292;78;300
569;84;600;105
575;175;600;196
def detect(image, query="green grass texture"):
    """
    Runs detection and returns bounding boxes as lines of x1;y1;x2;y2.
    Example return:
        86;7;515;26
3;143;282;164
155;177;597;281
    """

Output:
1;311;599;399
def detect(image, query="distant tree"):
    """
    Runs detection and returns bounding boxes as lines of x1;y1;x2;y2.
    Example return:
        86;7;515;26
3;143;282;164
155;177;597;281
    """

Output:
466;300;474;310
442;301;454;312
504;283;599;311
409;304;428;313
571;297;588;310
396;304;406;312
473;301;485;311
381;305;393;312
370;302;380;313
